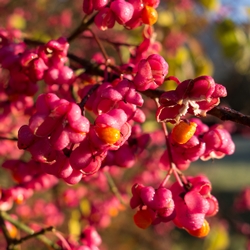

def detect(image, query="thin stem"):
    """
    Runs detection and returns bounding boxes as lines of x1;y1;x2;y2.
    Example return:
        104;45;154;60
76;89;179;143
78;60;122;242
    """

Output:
80;34;137;64
53;231;71;250
174;167;189;186
172;165;184;187
160;122;185;187
0;213;13;248
157;102;188;188
13;226;55;245
104;171;126;206
68;53;105;76
67;14;97;43
23;36;44;46
161;122;174;164
115;46;124;65
0;136;18;141
80;35;138;47
156;98;178;188
87;28;109;61
159;168;173;188
85;28;111;81
78;84;100;113
84;29;125;79
165;76;181;85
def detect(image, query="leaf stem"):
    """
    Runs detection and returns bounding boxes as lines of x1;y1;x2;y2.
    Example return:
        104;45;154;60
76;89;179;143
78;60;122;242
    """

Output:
67;14;97;43
104;171;126;206
0;136;18;141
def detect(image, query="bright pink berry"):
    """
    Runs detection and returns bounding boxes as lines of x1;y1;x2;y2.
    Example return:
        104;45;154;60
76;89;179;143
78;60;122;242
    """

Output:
110;0;134;25
201;124;235;160
133;54;168;91
94;8;116;31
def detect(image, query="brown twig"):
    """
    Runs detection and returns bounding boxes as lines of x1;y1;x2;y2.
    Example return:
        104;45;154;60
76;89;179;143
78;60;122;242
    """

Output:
80;34;138;47
0;136;18;141
24;13;97;46
0;211;61;250
0;213;13;249
78;83;100;112
67;14;97;43
207;106;250;127
12;226;55;245
67;53;105;77
86;28;109;61
67;52;122;79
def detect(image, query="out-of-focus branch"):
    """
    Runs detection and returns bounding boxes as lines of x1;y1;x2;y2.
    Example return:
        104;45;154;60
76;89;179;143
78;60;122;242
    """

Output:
104;171;126;206
78;83;100;111
0;211;61;250
24;13;97;45
80;34;137;47
0;136;18;141
13;226;55;245
67;53;105;77
67;53;123;78
67;14;97;42
0;213;13;249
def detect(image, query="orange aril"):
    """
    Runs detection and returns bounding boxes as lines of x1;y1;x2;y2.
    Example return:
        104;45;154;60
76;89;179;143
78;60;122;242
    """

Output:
95;126;121;144
133;209;154;229
15;194;24;205
172;121;197;144
141;6;158;26
6;222;18;238
187;219;210;238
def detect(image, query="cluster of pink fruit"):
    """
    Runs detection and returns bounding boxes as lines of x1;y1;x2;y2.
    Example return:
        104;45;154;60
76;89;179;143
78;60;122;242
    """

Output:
83;0;160;29
14;33;170;184
131;175;218;237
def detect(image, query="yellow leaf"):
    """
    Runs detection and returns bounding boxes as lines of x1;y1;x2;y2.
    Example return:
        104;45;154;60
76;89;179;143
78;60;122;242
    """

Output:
68;210;81;236
80;198;91;216
194;56;214;76
142;121;160;132
9;14;26;30
158;11;174;27
175;46;189;65
200;0;220;11
204;221;230;250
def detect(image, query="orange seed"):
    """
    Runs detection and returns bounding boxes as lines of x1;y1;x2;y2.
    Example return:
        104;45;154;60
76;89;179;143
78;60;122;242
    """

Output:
133;209;154;229
187;219;210;238
172;121;197;144
96;126;121;144
141;6;158;25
